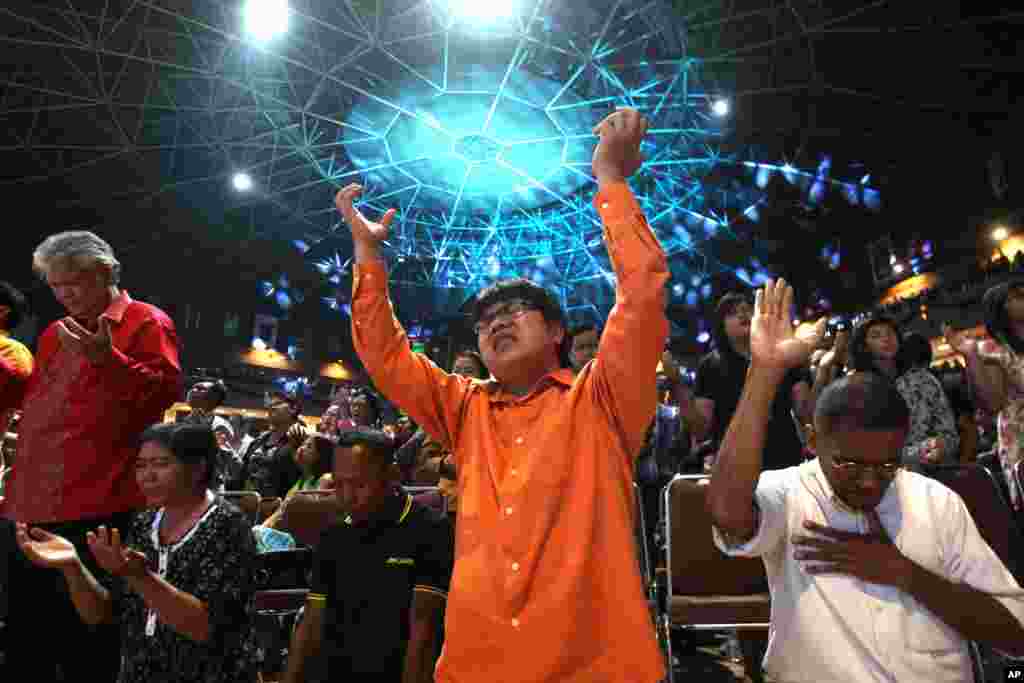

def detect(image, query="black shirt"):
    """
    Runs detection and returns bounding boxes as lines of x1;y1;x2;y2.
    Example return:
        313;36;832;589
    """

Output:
310;490;454;680
694;350;810;470
235;430;301;498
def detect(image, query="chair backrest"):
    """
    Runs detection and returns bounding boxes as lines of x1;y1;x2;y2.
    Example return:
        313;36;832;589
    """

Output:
407;486;445;515
222;490;261;525
665;475;768;596
281;490;342;548
920;464;1024;585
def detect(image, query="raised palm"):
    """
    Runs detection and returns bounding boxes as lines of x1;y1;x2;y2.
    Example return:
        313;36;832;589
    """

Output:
334;183;396;246
750;279;826;370
16;524;78;569
88;526;147;578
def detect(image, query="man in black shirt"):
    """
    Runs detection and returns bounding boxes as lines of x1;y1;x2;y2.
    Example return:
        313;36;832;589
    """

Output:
234;390;307;497
283;430;453;683
683;292;812;470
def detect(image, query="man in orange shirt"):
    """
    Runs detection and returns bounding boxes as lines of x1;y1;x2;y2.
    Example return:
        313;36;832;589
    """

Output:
335;107;668;683
0;281;33;430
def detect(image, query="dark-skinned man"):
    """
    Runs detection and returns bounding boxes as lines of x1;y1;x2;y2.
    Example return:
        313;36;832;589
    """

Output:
337;107;667;682
708;278;1024;682
283;430;453;683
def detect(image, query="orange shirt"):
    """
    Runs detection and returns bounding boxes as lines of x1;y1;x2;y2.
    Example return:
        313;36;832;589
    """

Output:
351;182;669;683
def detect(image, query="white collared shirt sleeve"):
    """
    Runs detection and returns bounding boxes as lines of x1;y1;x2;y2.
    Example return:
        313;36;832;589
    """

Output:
712;468;791;557
941;489;1024;628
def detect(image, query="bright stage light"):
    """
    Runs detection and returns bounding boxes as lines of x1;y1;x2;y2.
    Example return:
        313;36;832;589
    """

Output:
712;98;730;117
993;226;1009;241
244;0;289;42
449;0;517;22
696;331;711;344
232;172;253;191
893;263;905;274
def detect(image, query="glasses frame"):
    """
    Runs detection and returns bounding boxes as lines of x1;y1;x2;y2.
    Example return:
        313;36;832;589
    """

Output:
474;299;536;336
826;453;903;479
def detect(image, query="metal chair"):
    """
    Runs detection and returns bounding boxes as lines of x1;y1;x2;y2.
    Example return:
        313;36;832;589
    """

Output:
221;490;261;526
662;474;770;683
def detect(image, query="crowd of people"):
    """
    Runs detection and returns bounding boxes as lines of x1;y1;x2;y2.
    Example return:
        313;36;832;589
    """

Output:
0;107;1022;683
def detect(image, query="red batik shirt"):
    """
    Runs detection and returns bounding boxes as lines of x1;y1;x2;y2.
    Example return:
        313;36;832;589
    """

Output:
1;292;182;523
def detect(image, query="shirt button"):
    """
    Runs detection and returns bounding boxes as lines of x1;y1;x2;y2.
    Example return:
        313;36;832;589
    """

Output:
511;618;520;628
511;562;520;572
601;202;610;210
515;436;524;445
505;506;513;516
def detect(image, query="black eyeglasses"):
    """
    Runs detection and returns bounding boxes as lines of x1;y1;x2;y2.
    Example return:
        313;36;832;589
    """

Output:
474;300;536;336
827;453;902;479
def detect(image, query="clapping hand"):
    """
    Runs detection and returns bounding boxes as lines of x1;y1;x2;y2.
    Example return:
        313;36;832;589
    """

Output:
750;279;826;372
15;523;79;570
592;108;648;184
942;324;977;358
56;316;114;365
792;510;913;588
87;526;148;578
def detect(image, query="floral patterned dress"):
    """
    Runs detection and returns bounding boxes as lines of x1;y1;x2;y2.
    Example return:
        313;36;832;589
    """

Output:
980;340;1024;511
104;500;260;683
893;366;960;465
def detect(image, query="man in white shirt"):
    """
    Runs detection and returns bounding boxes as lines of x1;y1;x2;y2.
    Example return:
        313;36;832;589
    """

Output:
707;278;1024;683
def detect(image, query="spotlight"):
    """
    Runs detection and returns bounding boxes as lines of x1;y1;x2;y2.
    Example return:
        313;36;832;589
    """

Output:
232;172;253;192
993;226;1009;241
244;0;289;42
696;331;710;344
711;98;730;117
449;0;517;22
251;337;267;350
893;263;905;275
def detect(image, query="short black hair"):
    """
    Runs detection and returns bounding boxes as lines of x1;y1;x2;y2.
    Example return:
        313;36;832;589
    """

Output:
335;428;397;470
849;315;903;374
139;422;220;487
471;278;570;367
716;291;752;320
710;290;753;364
348;388;381;423
267;390;301;417
0;281;28;330
452;349;488;379
984;279;1024;355
900;332;933;369
193;379;228;406
815;372;910;435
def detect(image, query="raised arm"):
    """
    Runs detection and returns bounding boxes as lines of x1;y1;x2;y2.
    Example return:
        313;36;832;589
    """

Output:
945;325;1008;414
707;280;824;540
339;185;471;452
585;108;670;458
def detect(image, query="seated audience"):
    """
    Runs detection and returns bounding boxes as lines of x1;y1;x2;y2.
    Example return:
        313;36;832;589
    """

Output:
849;316;959;464
261;433;335;530
283;430;453;683
15;423;259;683
184;379;242;489
233;391;307;498
0;282;32;430
568;323;600;372
451;349;489;380
708;279;1024;683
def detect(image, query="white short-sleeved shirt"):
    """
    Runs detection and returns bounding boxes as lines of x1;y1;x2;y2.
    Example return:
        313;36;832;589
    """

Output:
713;459;1024;683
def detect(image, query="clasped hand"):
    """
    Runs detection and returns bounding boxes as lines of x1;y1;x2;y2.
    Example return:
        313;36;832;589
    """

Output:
56;316;114;365
87;526;149;578
792;510;913;588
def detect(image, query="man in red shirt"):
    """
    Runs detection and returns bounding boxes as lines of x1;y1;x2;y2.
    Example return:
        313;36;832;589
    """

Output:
0;230;182;682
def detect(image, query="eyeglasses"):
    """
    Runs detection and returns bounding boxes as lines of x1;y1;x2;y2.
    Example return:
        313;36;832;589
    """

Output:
827;454;902;479
474;300;536;336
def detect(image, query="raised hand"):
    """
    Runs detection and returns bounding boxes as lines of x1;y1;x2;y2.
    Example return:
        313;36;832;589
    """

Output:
87;526;148;578
750;279;826;371
15;523;79;569
942;324;977;358
793;510;913;588
56;316;113;365
592;108;648;184
334;183;396;248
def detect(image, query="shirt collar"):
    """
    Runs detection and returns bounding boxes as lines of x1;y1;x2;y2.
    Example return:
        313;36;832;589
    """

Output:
485;367;575;403
102;291;133;324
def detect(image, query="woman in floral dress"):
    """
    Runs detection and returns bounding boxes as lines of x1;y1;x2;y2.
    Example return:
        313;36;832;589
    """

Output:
946;279;1024;512
15;422;259;682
